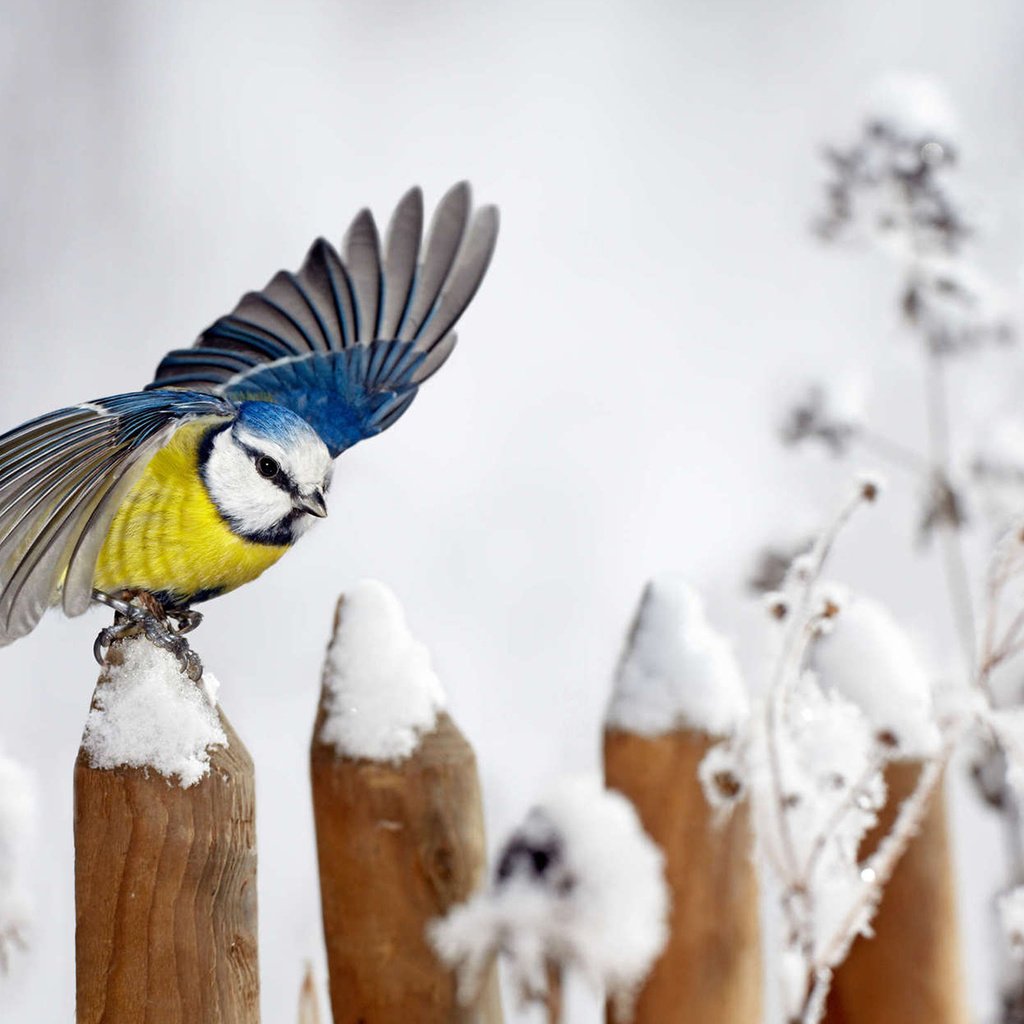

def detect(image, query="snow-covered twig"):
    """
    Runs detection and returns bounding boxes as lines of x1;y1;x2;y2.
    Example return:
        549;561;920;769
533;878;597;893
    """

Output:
771;74;1024;1019
432;777;669;1022
732;477;971;1023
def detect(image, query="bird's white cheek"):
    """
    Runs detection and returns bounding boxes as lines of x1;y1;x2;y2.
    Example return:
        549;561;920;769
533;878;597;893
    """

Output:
203;436;292;534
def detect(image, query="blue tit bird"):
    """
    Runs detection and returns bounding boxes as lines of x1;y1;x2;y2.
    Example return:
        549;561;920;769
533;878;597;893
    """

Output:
0;182;498;677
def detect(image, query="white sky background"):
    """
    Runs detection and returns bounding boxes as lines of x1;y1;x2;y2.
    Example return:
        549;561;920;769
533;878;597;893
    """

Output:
1;1;1024;1020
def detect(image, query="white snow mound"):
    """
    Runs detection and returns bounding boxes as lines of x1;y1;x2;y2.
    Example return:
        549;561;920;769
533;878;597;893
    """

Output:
812;592;939;758
319;579;446;762
81;636;227;788
606;576;748;737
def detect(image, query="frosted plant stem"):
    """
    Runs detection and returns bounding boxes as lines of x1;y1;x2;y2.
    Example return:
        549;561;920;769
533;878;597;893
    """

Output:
799;969;832;1024
763;485;874;1017
792;739;954;1024
824;740;953;967
766;487;869;879
799;749;885;884
923;347;977;671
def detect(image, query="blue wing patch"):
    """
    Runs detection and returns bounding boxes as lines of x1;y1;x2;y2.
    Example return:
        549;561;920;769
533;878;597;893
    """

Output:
0;390;233;643
223;343;426;456
149;182;499;457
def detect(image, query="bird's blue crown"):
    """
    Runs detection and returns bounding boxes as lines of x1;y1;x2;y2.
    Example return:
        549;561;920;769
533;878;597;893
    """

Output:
233;400;322;446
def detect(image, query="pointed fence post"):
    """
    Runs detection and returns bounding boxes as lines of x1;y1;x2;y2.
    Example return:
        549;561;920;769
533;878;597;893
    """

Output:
74;638;259;1024
310;583;503;1024
602;578;762;1024
812;594;969;1024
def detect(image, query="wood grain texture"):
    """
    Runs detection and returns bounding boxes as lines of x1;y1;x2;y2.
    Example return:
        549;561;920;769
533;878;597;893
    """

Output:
75;691;259;1024
603;728;761;1024
823;762;968;1024
311;700;502;1024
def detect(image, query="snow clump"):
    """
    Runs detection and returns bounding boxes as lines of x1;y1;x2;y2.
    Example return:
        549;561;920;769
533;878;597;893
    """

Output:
0;751;34;973
431;775;668;1020
812;592;940;758
606;576;748;737
81;636;226;788
319;579;446;762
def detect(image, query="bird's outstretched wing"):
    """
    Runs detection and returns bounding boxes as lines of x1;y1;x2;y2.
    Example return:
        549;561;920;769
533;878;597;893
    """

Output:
150;182;499;457
0;390;234;643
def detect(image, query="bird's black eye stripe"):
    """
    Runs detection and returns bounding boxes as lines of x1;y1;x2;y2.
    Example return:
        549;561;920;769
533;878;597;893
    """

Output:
256;455;279;479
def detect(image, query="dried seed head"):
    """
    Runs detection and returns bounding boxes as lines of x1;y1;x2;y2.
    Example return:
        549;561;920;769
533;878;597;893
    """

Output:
877;728;899;749
858;473;883;502
711;770;742;800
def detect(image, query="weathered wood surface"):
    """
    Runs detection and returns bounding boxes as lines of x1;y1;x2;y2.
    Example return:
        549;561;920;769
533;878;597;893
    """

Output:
603;727;761;1024
74;690;258;1024
311;701;502;1024
823;762;968;1024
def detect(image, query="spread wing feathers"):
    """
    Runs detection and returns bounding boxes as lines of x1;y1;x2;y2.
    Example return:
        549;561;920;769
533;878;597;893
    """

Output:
150;182;499;457
0;391;233;644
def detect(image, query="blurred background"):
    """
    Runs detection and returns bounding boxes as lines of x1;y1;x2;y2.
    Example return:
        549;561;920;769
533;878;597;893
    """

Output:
2;1;1024;1020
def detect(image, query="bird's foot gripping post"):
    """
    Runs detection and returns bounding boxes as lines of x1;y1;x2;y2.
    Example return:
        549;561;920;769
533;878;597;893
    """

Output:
92;590;204;681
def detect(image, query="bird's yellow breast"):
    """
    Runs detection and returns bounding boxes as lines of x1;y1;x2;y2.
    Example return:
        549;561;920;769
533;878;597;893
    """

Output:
94;419;289;605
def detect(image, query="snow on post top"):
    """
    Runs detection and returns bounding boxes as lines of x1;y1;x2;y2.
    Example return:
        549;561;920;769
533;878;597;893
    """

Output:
431;775;668;1020
318;580;446;763
811;593;940;759
606;576;748;737
80;636;227;788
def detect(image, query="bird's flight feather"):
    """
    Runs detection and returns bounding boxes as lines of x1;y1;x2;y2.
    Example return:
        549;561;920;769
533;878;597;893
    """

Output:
0;392;232;643
151;182;499;456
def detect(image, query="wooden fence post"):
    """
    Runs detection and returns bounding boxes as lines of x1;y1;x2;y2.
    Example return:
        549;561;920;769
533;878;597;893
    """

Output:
811;593;968;1024
603;729;761;1023
822;764;967;1024
310;584;503;1024
602;578;761;1024
74;639;259;1024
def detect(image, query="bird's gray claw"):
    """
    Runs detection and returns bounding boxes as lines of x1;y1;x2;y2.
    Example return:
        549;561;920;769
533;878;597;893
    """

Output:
93;622;138;667
141;617;204;681
92;592;204;682
167;608;203;636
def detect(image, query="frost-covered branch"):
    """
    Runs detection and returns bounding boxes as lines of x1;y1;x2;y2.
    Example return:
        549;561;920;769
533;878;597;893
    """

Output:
720;479;972;1023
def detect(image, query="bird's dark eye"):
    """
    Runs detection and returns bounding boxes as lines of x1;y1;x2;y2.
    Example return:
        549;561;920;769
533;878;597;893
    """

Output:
256;456;279;479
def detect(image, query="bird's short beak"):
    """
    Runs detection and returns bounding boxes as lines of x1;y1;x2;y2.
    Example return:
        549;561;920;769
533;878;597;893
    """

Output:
295;489;328;518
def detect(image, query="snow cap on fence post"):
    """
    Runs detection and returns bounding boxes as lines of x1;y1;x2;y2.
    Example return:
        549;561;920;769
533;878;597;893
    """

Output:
80;636;227;787
811;591;940;759
317;579;446;761
605;575;748;738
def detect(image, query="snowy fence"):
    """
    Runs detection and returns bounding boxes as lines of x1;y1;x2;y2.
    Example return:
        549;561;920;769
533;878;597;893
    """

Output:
70;571;969;1024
